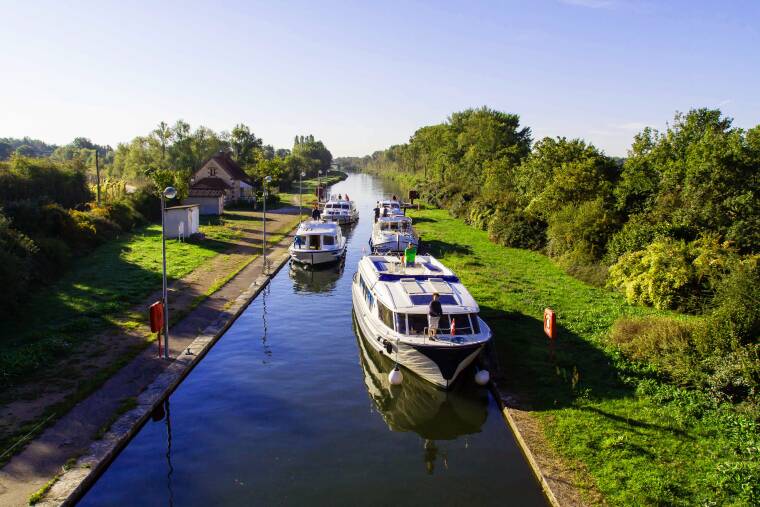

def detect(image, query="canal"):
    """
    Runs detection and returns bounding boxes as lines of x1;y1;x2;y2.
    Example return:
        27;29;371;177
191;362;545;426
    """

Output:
78;173;547;506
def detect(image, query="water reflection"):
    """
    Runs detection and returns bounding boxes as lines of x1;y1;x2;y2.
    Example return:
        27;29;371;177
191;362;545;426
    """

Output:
288;260;344;293
150;399;175;507
353;315;488;473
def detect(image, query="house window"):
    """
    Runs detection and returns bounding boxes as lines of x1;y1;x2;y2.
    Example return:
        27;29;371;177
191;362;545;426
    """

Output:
209;167;216;176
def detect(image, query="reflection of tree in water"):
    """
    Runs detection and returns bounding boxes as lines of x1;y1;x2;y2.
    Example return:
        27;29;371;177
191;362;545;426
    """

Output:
353;315;488;474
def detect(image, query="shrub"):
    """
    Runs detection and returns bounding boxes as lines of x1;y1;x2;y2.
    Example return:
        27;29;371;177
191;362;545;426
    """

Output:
0;213;37;315
604;215;673;264
610;316;700;385
127;186;161;222
33;237;72;275
487;209;546;250
608;239;696;310
546;198;618;262
0;155;91;208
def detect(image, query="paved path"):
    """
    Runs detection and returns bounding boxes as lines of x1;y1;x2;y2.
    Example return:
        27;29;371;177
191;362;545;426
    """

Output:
0;208;300;507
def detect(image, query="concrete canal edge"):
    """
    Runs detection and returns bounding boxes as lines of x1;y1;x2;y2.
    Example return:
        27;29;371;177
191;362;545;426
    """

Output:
491;385;592;507
38;250;294;507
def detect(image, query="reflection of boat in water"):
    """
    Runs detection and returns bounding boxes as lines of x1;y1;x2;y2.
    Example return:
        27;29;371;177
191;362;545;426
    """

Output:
289;260;344;293
353;314;488;440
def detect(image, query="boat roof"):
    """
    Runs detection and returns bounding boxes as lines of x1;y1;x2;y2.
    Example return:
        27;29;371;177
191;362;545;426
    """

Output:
377;215;412;223
380;200;401;206
358;255;479;312
325;195;354;203
296;221;340;234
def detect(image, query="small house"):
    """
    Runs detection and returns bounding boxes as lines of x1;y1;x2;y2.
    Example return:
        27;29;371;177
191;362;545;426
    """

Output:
164;204;200;239
189;152;255;205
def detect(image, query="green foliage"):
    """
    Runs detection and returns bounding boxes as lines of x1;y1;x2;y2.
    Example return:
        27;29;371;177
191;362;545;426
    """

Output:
487;209;546;250
0;155;92;208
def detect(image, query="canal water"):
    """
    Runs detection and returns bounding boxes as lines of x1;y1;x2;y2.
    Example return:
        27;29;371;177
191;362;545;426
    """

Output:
78;173;547;506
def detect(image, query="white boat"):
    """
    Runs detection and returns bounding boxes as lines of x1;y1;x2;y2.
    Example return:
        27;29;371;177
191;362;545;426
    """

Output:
351;254;492;389
370;215;418;254
322;196;359;224
354;317;489;440
289;221;346;266
379;199;403;217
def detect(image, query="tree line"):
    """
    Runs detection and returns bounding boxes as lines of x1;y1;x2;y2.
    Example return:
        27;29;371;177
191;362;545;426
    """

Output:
349;106;759;410
0;122;334;314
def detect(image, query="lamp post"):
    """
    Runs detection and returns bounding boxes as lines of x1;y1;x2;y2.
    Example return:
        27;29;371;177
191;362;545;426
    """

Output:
299;171;306;220
317;169;323;203
262;175;272;273
160;185;177;359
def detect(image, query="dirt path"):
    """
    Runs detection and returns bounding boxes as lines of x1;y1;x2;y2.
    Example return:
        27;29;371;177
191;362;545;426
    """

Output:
0;208;300;506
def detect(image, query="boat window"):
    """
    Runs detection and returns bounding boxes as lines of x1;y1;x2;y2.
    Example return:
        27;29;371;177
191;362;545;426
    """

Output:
407;314;427;335
294;235;308;248
322;235;335;246
470;313;481;334
378;302;394;330
359;274;374;307
395;313;407;334
408;294;457;305
445;314;474;335
341;204;349;209
307;235;320;249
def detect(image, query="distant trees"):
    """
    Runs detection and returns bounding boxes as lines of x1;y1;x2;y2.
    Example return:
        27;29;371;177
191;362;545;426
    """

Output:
0;137;58;159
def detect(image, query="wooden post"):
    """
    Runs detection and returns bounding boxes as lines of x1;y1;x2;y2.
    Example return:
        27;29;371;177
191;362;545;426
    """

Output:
95;149;101;205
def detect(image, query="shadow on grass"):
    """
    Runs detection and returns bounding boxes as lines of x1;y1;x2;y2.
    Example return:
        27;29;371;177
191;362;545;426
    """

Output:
482;306;635;411
420;239;473;257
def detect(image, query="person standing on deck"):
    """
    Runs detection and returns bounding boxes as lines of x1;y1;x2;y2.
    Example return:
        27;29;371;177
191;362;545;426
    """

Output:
373;202;380;222
311;203;321;221
428;292;442;338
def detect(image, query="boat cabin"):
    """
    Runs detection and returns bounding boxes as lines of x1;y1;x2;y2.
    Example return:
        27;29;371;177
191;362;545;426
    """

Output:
356;254;482;337
376;215;413;233
293;221;342;250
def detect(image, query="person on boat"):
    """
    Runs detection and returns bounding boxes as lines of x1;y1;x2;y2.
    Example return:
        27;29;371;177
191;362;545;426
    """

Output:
338;193;342;200
345;193;350;201
428;292;442;337
382;206;389;218
404;244;416;266
373;202;380;222
294;235;302;249
392;194;398;201
311;203;321;221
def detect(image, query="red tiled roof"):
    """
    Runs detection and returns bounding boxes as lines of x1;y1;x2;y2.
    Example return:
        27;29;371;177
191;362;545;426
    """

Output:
191;177;231;190
197;152;253;185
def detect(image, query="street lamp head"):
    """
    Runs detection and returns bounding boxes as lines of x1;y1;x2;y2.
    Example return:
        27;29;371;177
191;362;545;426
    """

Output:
163;186;177;199
318;170;323;175
300;171;306;177
264;175;272;183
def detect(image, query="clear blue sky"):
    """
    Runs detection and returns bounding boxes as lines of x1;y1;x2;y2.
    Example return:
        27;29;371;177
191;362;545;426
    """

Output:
1;0;758;157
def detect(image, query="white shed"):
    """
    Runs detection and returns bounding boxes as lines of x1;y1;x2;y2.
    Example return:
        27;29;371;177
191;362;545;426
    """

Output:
164;205;200;239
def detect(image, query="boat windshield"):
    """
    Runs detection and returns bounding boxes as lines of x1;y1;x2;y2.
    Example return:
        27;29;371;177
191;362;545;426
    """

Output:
322;235;335;246
380;221;411;232
400;313;480;335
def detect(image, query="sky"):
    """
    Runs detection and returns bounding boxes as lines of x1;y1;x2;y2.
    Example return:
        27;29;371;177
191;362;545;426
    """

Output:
1;0;758;157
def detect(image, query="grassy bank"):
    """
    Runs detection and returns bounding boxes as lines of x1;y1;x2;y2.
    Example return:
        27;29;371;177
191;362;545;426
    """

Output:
0;211;282;387
410;208;757;506
279;170;348;206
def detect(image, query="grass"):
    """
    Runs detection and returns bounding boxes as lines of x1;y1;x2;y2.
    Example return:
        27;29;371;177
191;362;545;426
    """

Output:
0;209;301;467
279;170;348;206
410;208;757;506
28;456;77;505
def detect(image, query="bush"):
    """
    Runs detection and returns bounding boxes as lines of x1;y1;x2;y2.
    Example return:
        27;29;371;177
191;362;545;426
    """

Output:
546;198;618;262
0;213;37;315
0;155;91;208
604;215;673;264
487;209;546;250
610;316;699;384
127;186;161;222
33;237;72;275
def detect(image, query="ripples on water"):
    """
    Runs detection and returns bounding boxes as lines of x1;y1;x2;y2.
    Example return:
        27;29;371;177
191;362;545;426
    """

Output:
78;173;546;507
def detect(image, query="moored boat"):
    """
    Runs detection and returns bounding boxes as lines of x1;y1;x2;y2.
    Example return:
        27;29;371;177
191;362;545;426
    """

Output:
322;195;359;224
370;215;418;254
289;221;346;266
351;254;492;389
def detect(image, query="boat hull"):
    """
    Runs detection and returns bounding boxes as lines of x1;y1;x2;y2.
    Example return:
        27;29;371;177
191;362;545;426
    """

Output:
289;247;345;265
323;212;358;224
351;279;484;389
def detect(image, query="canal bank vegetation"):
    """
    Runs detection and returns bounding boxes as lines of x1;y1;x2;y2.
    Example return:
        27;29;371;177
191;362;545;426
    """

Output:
411;209;757;506
347;106;759;505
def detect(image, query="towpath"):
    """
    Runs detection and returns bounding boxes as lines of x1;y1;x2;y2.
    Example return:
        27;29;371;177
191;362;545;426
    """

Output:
0;207;301;507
